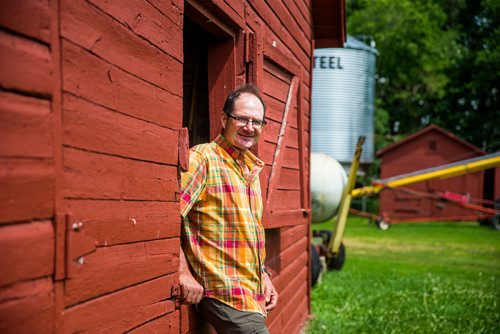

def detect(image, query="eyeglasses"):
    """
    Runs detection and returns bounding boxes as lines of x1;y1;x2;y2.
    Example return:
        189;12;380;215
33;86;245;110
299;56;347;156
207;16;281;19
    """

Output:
227;115;267;128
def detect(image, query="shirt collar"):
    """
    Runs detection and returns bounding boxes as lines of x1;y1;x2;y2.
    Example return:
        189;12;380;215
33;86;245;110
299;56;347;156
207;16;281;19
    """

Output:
214;134;264;170
215;134;244;161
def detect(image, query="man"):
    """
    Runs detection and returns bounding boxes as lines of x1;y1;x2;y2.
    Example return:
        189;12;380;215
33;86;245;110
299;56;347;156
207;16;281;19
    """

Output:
179;84;278;333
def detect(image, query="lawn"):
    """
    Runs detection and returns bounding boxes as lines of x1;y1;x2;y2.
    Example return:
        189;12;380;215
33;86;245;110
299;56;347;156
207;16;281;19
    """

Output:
307;216;500;333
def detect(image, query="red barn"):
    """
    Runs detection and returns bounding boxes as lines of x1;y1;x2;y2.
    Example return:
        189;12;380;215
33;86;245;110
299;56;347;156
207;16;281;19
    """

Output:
377;124;489;223
0;0;346;333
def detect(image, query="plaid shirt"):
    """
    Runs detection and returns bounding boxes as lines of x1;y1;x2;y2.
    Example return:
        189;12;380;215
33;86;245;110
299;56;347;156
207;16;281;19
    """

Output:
180;134;267;314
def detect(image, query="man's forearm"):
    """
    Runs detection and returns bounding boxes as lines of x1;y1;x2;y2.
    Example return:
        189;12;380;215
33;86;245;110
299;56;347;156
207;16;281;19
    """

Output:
178;245;204;304
179;246;191;275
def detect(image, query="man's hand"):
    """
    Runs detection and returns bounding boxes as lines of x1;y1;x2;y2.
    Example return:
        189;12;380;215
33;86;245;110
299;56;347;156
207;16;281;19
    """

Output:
179;272;204;304
263;272;278;311
178;247;204;304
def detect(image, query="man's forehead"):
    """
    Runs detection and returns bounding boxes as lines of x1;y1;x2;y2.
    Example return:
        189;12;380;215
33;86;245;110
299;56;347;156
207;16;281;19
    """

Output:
236;92;257;101
235;93;264;109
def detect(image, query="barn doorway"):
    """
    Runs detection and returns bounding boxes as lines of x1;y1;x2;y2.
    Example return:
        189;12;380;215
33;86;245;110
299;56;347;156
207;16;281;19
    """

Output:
183;18;210;147
483;168;495;203
183;1;239;146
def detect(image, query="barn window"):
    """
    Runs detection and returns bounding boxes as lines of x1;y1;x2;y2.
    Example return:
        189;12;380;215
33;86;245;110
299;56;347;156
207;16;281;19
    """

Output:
183;18;210;147
428;140;437;151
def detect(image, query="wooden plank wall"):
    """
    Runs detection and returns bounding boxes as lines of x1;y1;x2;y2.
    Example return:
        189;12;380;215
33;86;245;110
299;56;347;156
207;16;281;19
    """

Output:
0;0;56;332
245;1;313;332
0;0;184;332
0;0;317;333
58;0;183;332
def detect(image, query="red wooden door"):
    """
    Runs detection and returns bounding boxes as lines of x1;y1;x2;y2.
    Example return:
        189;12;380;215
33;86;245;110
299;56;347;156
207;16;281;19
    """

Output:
258;44;310;229
248;33;312;331
56;0;183;331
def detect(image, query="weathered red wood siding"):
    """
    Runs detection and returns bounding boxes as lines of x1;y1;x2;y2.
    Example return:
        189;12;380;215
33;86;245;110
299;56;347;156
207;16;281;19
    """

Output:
0;0;56;332
379;126;485;222
244;1;313;332
58;0;182;332
0;1;342;333
0;0;182;332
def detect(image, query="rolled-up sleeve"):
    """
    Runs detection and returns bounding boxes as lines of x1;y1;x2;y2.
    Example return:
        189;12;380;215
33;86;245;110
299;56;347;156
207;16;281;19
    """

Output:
180;151;207;218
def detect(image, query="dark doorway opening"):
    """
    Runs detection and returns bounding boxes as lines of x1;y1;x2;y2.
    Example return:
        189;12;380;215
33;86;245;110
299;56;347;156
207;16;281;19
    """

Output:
484;168;495;202
183;18;210;147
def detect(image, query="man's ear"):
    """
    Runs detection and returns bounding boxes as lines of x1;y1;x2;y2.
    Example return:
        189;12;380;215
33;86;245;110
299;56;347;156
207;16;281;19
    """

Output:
221;112;227;130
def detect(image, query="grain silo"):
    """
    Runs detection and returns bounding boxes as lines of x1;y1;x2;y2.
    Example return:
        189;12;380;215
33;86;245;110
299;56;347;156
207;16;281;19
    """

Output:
311;35;378;171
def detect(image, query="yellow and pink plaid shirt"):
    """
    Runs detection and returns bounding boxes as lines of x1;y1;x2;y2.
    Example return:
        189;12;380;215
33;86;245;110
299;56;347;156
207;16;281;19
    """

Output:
180;134;267;314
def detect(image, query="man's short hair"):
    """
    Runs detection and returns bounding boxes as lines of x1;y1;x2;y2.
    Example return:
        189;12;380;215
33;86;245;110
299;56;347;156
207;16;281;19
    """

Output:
223;84;266;117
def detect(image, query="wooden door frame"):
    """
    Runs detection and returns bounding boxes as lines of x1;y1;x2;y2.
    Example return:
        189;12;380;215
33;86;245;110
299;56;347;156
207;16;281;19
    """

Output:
180;2;246;331
184;0;245;140
260;41;309;229
245;8;310;228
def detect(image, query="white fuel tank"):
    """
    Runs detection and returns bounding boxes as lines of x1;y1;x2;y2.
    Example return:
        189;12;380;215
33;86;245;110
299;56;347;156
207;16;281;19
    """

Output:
311;153;347;224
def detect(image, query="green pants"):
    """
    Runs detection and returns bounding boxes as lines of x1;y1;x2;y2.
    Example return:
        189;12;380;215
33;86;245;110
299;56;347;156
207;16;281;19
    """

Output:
198;298;269;334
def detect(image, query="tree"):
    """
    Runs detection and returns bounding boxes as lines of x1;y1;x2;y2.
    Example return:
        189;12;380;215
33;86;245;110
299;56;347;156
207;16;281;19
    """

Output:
347;0;499;152
429;0;500;151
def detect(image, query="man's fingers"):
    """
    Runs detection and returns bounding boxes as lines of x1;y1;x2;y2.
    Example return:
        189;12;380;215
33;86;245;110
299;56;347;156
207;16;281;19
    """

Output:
179;283;192;303
185;290;193;303
271;292;278;306
263;273;273;302
186;288;198;304
179;282;204;305
194;291;203;304
178;283;186;301
265;289;278;311
265;285;271;298
266;295;277;311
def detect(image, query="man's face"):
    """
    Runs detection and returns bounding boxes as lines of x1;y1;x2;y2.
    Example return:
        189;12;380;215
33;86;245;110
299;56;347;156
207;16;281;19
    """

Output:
221;93;265;152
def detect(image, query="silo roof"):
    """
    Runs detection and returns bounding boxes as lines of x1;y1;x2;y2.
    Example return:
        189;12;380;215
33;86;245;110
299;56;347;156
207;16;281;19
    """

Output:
345;35;379;54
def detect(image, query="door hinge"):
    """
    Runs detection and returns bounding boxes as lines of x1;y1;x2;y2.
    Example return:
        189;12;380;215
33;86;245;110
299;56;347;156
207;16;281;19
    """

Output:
65;213;97;279
179;127;189;173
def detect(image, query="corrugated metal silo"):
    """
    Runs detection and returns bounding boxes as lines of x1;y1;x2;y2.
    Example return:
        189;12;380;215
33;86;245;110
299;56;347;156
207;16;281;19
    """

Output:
311;35;378;169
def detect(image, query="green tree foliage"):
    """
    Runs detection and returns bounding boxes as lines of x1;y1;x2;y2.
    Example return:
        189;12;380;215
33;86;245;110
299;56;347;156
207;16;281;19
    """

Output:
430;0;500;151
347;0;499;152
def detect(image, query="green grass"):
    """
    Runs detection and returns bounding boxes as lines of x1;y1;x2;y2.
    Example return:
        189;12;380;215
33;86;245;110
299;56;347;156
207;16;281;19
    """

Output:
308;216;500;333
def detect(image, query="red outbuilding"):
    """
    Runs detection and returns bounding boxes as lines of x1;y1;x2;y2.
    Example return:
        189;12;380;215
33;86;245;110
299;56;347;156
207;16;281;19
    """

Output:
0;0;346;333
377;124;493;223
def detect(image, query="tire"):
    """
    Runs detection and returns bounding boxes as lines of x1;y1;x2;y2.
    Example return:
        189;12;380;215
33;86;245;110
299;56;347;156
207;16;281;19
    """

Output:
376;217;391;230
492;214;500;231
315;229;332;246
479;218;491;226
311;244;321;287
492;199;500;231
327;242;346;271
